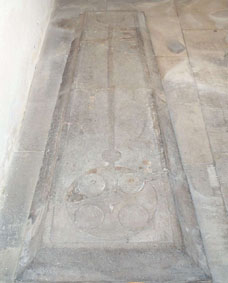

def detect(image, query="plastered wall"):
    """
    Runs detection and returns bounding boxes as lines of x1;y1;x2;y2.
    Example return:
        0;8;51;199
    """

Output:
0;0;54;185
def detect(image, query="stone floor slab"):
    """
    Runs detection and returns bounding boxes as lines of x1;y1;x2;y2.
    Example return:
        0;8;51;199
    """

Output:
146;16;186;56
15;9;209;283
157;56;199;104
107;0;177;18
2;0;228;282
0;151;43;281
175;0;228;30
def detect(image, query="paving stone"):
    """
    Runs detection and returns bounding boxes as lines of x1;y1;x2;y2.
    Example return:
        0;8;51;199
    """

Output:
183;30;228;122
107;0;177;17
41;26;74;58
186;170;228;283
202;106;228;129
0;152;43;247
207;128;228;155
0;247;20;282
0;151;43;280
184;30;228;95
199;90;228;109
184;164;220;198
55;0;107;11
15;101;56;151
214;153;228;211
176;0;228;30
15;24;74;152
168;102;213;166
146;16;186;56
184;29;228;213
157;56;199;104
2;1;228;282
20;247;208;282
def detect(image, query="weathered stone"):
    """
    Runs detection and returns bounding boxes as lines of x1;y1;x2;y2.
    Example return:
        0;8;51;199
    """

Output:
19;247;208;282
157;56;199;104
184;28;228;216
1;0;228;282
168;102;213;166
0;151;43;281
146;16;186;56
176;0;228;29
107;0;177;18
225;33;228;43
14;10;210;282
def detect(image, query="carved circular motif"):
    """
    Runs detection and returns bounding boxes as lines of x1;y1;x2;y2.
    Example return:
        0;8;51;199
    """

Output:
118;172;144;193
78;173;105;197
74;205;104;229
118;205;149;230
65;166;157;238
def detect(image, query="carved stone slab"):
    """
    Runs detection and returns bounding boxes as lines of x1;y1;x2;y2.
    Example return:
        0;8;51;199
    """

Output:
17;11;210;282
44;11;179;245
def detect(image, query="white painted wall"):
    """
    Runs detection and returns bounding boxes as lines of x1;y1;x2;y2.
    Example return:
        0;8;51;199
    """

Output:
0;0;54;184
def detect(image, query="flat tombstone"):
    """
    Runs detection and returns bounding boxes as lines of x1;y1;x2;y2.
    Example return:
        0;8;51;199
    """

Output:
17;11;210;283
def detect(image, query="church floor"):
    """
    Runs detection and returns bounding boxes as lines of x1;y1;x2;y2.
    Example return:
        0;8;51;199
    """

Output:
1;0;228;282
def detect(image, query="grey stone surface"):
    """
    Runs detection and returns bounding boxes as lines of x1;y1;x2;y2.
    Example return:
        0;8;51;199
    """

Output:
1;0;228;282
15;101;56;151
159;25;228;282
15;26;73;152
183;29;228;215
0;152;43;281
176;0;228;30
157;57;200;104
17;9;209;283
19;246;208;282
168;102;213;166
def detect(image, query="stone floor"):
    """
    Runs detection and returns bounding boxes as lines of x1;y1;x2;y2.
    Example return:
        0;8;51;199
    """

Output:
1;0;228;282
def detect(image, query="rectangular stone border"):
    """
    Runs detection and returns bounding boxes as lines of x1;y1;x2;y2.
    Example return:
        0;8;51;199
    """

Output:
15;11;210;282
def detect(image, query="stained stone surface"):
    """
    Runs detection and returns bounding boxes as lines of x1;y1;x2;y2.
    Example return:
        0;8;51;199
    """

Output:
42;11;180;245
1;0;228;282
17;9;208;282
